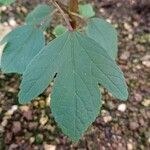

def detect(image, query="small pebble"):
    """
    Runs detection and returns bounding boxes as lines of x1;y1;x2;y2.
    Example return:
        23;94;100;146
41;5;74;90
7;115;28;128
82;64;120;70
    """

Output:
127;143;133;150
5;132;13;144
5;105;18;116
101;110;112;123
1;6;7;11
138;118;145;126
0;126;4;133
148;137;150;143
1;119;8;127
23;110;33;121
99;8;105;13
40;116;48;126
29;137;35;144
120;51;130;60
12;121;21;134
3;116;11;120
5;110;14;116
118;103;127;112
9;144;18;149
8;18;17;27
129;122;139;130
44;144;56;150
19;105;29;112
21;6;28;13
142;61;150;67
103;116;112;123
141;99;150;107
28;122;38;130
45;125;55;132
124;23;132;32
141;54;150;67
11;105;18;111
39;100;46;108
46;95;51;106
107;101;115;110
33;101;39;107
134;93;142;102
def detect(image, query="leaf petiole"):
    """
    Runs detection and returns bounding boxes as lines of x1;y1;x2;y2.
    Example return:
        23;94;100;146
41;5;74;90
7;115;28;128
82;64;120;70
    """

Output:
50;0;73;31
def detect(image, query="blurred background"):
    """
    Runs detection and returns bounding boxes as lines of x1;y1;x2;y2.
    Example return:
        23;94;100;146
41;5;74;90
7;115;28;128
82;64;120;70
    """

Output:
0;0;150;149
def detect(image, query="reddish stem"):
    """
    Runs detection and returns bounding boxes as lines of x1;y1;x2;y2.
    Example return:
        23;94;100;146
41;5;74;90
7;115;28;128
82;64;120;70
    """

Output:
68;0;78;29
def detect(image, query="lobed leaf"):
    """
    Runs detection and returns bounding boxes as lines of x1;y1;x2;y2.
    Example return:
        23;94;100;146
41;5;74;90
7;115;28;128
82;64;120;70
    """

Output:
19;31;128;140
86;18;118;59
0;25;45;74
26;4;54;30
52;25;67;37
79;4;95;18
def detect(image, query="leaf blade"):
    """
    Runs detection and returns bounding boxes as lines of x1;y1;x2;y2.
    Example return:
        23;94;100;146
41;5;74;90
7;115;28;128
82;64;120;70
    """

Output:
0;25;45;74
79;4;95;18
18;32;70;104
76;32;128;100
52;25;67;37
25;4;54;30
0;0;15;5
19;31;128;141
51;34;101;140
86;18;118;59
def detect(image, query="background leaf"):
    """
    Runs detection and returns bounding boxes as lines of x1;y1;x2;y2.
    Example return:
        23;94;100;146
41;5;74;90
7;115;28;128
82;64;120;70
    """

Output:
26;4;54;30
19;31;128;140
0;25;45;74
79;4;95;18
52;25;67;37
0;0;15;5
86;18;118;59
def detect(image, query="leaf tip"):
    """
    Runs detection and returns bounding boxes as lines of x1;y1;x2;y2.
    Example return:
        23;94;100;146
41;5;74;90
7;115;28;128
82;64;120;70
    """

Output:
119;87;129;101
64;131;83;142
70;136;81;143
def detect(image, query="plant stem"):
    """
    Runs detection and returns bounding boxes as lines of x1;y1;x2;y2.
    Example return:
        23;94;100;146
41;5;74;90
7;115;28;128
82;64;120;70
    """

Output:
68;0;78;14
51;0;73;31
68;0;78;29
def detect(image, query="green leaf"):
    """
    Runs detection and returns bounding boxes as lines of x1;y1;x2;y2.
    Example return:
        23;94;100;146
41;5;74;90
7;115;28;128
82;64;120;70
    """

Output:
0;25;45;74
26;4;54;30
19;31;128;140
79;4;95;18
52;25;67;37
0;0;15;5
86;18;118;59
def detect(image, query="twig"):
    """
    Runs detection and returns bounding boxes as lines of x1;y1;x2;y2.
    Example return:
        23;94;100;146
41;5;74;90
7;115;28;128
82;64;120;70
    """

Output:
69;11;84;19
68;0;78;29
50;0;73;31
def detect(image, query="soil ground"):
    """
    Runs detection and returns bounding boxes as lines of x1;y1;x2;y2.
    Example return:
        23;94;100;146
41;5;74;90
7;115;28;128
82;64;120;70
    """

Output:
0;0;150;150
